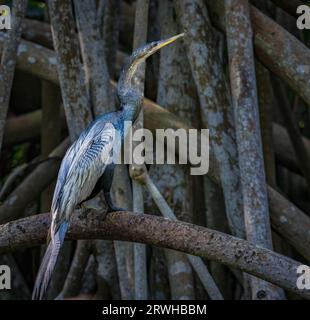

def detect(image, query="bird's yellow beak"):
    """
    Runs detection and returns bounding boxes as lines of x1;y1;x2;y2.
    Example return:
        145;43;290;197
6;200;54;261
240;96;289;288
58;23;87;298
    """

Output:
118;33;185;93
155;33;185;50
143;33;185;59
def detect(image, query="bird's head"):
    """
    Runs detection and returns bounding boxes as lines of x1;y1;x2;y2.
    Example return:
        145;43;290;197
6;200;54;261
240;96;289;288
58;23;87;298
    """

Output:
118;33;185;97
132;33;185;63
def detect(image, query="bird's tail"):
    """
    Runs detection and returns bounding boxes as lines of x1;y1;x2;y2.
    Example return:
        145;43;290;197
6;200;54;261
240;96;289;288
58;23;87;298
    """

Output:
32;221;69;300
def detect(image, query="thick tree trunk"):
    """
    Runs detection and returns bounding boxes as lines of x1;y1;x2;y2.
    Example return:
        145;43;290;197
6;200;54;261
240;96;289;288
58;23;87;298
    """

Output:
225;0;284;300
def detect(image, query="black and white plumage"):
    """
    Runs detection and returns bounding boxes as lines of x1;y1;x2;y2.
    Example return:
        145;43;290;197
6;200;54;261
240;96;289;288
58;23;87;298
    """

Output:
32;33;184;300
32;121;118;300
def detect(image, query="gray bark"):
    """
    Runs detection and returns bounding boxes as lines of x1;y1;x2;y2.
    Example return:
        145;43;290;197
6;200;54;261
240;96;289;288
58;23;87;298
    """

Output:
148;0;196;300
174;0;245;239
145;174;223;300
48;0;92;140
129;0;150;300
205;0;310;107
1;211;310;299
74;0;114;115
225;0;284;300
0;0;27;151
112;165;134;300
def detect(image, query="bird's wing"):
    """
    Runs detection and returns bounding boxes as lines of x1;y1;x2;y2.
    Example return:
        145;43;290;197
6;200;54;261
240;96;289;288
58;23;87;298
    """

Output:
65;122;116;198
34;123;116;300
50;122;117;232
51;130;89;216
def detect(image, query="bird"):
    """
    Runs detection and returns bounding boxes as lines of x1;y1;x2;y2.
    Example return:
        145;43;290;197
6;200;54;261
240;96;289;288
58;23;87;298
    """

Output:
32;33;184;300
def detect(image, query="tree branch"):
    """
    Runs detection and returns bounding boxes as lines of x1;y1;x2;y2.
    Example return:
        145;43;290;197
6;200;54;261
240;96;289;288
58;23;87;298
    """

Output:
23;18;53;49
152;0;197;300
225;0;284;299
0;139;69;224
0;211;309;299
205;0;310;106
129;0;150;301
1;29;309;263
73;0;114;115
0;0;27;151
144;172;223;300
48;0;92;139
175;0;245;241
2;104;310;262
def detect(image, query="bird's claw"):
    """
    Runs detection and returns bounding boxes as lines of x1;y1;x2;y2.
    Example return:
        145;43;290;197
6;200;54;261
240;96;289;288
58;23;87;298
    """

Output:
77;204;92;219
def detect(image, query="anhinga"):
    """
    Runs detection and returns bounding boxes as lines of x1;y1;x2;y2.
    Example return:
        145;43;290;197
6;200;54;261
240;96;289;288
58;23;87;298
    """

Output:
32;33;184;299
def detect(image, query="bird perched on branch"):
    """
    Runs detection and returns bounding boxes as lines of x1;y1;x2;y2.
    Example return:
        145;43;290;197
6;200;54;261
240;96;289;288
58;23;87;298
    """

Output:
32;33;184;299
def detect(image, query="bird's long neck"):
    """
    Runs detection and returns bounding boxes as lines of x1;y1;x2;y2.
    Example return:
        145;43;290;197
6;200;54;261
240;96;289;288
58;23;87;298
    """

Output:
118;53;144;123
118;52;142;94
117;34;184;124
121;93;143;123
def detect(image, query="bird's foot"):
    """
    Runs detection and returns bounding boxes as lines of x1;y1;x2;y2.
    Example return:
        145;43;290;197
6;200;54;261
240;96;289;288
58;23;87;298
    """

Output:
104;191;125;213
78;197;104;218
77;203;91;220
